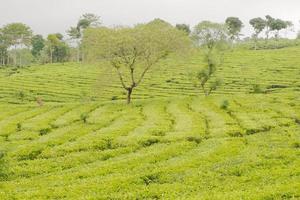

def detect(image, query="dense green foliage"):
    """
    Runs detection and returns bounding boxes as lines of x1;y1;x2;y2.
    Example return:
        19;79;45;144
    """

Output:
225;17;243;41
0;46;299;199
0;23;32;66
31;35;45;58
0;14;297;67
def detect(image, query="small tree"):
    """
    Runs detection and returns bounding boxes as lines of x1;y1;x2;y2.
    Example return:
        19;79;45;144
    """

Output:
192;21;229;96
83;19;190;104
225;17;243;42
249;17;266;50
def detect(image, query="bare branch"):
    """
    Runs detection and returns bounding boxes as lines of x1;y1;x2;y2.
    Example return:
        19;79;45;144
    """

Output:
136;51;167;86
111;60;128;90
136;65;151;86
117;69;128;90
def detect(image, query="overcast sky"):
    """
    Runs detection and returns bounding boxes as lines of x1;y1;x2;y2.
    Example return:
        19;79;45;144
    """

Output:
0;0;300;38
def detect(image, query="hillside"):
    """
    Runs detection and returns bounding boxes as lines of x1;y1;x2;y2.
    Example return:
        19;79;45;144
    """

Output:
0;47;299;199
0;47;299;103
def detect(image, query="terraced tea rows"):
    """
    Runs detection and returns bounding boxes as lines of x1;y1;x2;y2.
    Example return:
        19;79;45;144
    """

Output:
0;47;300;104
0;47;300;199
0;93;299;199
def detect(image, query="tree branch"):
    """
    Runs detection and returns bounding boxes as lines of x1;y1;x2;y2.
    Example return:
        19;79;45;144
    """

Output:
111;60;128;90
117;69;128;90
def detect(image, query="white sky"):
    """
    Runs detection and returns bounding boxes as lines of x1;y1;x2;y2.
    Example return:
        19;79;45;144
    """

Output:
0;0;299;38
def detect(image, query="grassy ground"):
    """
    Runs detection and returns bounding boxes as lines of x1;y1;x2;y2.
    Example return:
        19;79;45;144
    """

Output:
0;47;299;199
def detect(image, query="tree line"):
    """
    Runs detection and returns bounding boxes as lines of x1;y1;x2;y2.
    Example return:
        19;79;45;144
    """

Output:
0;14;101;66
0;14;298;103
0;14;296;67
81;15;296;103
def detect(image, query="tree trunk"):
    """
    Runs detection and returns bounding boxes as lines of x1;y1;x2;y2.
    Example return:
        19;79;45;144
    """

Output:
50;49;53;64
19;52;22;66
14;45;17;66
201;85;208;97
127;88;133;104
77;47;80;63
77;41;80;63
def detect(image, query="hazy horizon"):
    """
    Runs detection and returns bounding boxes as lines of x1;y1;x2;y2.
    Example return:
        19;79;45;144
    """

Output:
1;0;299;38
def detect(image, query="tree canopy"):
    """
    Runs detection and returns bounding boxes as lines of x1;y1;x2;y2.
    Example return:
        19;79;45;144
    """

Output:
31;35;45;58
250;17;266;36
176;24;191;35
1;23;32;47
225;17;243;41
192;21;229;51
83;19;191;103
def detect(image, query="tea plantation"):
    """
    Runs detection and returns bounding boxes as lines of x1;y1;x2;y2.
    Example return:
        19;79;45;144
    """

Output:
0;47;299;199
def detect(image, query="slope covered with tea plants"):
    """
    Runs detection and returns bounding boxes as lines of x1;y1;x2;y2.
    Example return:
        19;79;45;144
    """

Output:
0;47;299;199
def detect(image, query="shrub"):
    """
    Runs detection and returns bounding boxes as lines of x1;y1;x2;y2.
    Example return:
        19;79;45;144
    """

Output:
80;113;89;123
151;130;166;136
50;124;59;129
16;123;22;132
18;149;42;161
111;96;118;101
36;97;44;106
220;100;229;110
246;128;260;135
93;138;117;151
140;138;160;147
16;91;25;101
186;136;202;144
292;142;300;148
251;84;264;93
141;173;160;185
39;128;51;136
228;131;243;137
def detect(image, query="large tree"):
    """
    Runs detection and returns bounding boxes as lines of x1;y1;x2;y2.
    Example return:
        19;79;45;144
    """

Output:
31;35;45;58
42;33;69;63
83;19;191;104
67;13;101;62
192;21;228;52
1;23;32;66
270;19;293;39
192;21;229;96
225;17;243;41
249;17;266;49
